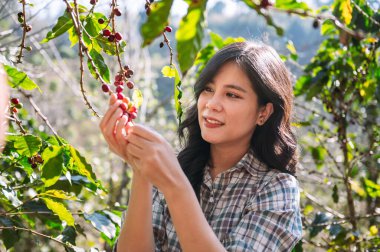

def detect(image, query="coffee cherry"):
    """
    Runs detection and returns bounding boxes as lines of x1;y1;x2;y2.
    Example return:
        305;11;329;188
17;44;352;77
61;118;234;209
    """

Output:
15;103;23;109
108;35;115;42
12;107;18;113
259;0;272;8
11;98;20;105
119;103;128;112
114;81;124;86
129;112;137;119
18;16;24;24
115;32;122;41
90;0;96;5
128;105;137;113
25;25;32;32
114;8;122;16
127;69;134;76
115;74;123;82
17;12;23;18
35;154;43;164
98;18;105;24
25;46;32;51
103;29;111;37
159;42;164;48
28;157;34;164
116;85;124;93
123;97;131;104
101;84;110;93
313;19;319;29
117;93;125;100
126;81;134;89
31;163;38;169
164;26;172;32
123;65;130;71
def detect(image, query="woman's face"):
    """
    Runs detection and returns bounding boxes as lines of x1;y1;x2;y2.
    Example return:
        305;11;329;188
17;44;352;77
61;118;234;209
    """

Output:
197;62;263;149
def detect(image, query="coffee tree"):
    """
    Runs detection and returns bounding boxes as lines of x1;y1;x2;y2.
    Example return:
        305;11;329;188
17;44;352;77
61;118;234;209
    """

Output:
0;0;379;251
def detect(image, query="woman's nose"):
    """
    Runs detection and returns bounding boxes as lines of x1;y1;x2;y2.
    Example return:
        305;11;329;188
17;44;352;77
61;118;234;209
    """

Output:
205;96;222;112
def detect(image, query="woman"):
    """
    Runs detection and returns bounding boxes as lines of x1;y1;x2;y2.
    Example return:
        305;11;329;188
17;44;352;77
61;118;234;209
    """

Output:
100;41;302;251
0;65;9;152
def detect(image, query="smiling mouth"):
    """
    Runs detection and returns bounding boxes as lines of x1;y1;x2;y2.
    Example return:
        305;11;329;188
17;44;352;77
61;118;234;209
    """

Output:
204;117;224;125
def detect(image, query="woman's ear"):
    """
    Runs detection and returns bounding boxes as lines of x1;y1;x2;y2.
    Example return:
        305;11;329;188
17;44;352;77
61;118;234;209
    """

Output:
257;103;274;126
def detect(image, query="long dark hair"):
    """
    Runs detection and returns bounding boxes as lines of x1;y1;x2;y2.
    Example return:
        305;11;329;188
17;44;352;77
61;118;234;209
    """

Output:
178;41;298;199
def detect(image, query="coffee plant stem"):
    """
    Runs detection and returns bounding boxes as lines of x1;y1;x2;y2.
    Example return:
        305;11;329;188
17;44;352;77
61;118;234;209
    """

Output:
16;0;27;64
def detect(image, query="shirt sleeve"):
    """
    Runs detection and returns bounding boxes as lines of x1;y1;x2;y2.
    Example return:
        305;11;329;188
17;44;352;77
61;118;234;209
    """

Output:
152;186;167;251
222;173;303;252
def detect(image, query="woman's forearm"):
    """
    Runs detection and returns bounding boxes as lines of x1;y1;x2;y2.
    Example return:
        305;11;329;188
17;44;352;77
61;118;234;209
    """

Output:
163;175;226;252
116;173;155;252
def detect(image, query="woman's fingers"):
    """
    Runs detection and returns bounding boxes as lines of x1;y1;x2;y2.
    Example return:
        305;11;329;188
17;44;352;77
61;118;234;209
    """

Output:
99;100;122;129
109;93;118;106
127;124;161;142
115;114;129;142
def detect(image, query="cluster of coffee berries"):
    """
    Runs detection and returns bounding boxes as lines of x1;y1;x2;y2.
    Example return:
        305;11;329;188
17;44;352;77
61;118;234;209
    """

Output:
144;0;155;15
10;98;23;114
119;97;138;122
102;29;123;42
101;65;135;93
17;12;32;32
28;154;44;169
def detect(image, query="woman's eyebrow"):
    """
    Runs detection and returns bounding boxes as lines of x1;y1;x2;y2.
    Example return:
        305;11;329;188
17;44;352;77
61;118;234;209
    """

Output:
224;84;247;93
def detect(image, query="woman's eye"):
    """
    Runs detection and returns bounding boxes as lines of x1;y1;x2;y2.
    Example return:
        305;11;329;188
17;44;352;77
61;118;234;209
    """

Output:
204;87;213;92
227;93;240;98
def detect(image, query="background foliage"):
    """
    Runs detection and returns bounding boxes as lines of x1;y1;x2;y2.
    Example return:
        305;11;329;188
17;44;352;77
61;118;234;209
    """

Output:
0;0;379;251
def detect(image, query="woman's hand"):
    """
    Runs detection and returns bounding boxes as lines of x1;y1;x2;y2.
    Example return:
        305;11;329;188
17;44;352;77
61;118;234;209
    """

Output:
99;94;131;164
123;124;187;194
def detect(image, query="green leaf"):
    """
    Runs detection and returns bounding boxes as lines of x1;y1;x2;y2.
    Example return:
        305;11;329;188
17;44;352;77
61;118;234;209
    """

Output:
363;178;380;198
4;65;40;91
141;0;174;46
39;190;78;201
68;26;79;47
41;146;64;187
310;146;326;170
309;212;331;238
41;12;74;43
87;49;110;83
84;212;116;239
42;197;75;226
209;32;224;49
69;145;96;184
275;0;311;12
84;13;106;38
286;40;298;61
321;20;338;36
6;134;42;156
176;0;207;75
161;65;176;78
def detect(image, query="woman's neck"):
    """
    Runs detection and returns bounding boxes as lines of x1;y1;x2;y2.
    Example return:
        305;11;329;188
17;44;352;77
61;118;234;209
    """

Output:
209;143;250;174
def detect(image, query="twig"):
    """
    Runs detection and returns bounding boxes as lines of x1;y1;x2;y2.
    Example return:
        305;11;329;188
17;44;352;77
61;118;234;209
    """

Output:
18;89;62;145
301;188;345;219
162;32;174;66
0;226;77;249
15;0;27;64
63;0;100;117
9;108;27;135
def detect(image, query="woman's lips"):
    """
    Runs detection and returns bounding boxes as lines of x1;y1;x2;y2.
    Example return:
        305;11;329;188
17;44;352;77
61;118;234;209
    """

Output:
203;116;224;128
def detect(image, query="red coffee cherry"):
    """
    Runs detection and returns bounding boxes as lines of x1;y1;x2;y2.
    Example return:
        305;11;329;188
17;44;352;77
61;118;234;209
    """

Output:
123;65;130;71
164;26;172;32
12;107;18;113
114;8;122;16
11;98;20;105
108;35;115;42
126;81;134;89
116;85;124;93
103;29;111;37
115;74;123;82
90;0;96;5
129;112;137;120
101;84;110;93
119;103;128;112
117;93;125;100
98;18;105;24
115;32;122;41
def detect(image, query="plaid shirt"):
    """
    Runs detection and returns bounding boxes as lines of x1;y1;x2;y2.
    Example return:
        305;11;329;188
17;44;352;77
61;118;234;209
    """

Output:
152;149;302;251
